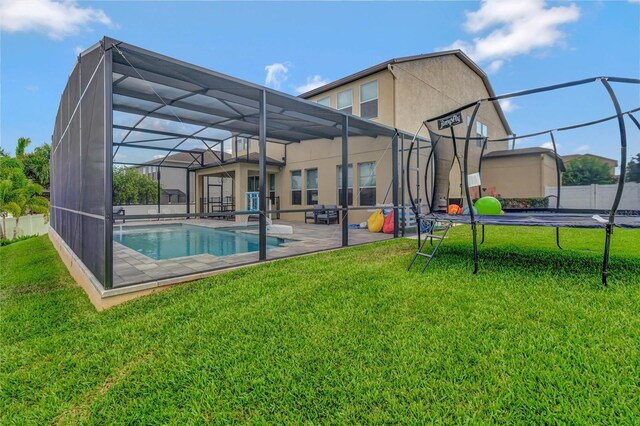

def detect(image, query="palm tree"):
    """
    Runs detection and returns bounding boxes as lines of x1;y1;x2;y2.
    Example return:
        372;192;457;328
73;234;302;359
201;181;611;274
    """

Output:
0;156;49;239
15;137;31;159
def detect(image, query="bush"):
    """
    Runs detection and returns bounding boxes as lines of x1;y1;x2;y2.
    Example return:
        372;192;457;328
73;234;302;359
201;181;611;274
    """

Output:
0;234;38;247
499;197;549;209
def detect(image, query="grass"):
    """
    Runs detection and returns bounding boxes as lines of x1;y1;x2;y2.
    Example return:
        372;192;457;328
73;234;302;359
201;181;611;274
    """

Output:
1;226;639;424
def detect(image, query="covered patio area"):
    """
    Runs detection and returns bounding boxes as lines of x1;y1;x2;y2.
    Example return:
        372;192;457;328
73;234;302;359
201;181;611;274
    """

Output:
50;36;416;299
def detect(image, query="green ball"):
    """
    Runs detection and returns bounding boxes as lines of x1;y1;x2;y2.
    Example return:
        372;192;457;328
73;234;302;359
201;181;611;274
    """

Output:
474;196;502;215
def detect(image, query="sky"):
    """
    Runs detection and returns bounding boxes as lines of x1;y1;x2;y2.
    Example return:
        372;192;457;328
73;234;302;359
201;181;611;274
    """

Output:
1;0;639;163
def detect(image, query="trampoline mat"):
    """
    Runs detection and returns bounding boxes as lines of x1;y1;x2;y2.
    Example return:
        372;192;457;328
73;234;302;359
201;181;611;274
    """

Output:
420;212;640;229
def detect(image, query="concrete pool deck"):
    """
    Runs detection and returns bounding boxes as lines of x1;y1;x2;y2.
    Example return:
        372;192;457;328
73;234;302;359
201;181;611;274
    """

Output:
113;219;393;288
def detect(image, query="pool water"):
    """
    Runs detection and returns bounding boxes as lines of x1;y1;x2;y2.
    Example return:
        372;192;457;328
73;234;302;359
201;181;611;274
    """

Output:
114;224;289;260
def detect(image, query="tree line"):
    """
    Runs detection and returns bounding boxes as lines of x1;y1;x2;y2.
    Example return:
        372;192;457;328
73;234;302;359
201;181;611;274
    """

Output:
0;138;50;239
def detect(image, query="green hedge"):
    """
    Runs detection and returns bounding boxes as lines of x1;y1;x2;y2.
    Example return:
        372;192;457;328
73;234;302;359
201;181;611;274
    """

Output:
498;197;550;209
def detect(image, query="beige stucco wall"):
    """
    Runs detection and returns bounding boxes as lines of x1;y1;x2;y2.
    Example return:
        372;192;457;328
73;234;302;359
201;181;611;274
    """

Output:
481;154;562;198
281;135;396;224
392;55;510;205
307;70;395;126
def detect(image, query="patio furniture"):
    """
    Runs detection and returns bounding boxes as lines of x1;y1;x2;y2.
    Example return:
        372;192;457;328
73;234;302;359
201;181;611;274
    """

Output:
316;204;340;225
113;207;125;223
305;204;324;224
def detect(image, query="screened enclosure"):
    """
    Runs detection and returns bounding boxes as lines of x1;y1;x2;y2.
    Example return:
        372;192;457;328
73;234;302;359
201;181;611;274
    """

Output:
51;37;415;292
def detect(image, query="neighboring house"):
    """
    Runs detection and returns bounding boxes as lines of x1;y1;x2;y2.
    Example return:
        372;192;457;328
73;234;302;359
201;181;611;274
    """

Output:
139;149;233;210
562;153;618;176
481;147;565;198
193;50;512;222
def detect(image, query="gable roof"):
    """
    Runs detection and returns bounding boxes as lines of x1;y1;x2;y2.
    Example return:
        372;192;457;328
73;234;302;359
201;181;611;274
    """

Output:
298;50;512;135
144;149;221;166
484;147;565;171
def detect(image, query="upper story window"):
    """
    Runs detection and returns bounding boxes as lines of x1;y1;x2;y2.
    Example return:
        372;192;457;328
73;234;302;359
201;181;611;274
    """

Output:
337;89;353;114
316;96;330;107
476;121;488;147
476;121;488;138
236;136;248;153
360;80;378;119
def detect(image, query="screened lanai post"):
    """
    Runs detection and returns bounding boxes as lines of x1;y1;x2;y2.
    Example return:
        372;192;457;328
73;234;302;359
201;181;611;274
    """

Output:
104;41;114;290
392;133;399;238
157;166;161;215
600;78;628;286
186;169;190;214
549;131;562;250
258;90;267;261
341;115;349;247
465;103;482;274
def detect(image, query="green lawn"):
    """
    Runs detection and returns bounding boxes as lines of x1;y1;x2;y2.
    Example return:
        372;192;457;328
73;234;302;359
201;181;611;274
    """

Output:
1;226;639;424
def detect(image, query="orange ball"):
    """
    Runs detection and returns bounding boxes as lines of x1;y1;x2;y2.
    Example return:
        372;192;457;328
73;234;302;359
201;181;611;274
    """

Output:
448;204;461;215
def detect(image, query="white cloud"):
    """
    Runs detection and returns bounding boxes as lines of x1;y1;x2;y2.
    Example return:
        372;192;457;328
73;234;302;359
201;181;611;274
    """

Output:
487;59;504;73
264;63;289;90
0;0;112;40
574;144;591;153
541;141;559;150
442;0;580;71
295;75;329;94
498;98;518;112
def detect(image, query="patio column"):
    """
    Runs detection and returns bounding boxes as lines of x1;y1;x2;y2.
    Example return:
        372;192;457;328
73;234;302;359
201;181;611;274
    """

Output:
258;90;267;260
341;116;349;247
392;133;399;238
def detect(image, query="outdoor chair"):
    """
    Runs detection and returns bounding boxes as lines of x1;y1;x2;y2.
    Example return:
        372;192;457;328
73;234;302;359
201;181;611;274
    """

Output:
305;204;324;224
113;207;125;223
316;204;340;225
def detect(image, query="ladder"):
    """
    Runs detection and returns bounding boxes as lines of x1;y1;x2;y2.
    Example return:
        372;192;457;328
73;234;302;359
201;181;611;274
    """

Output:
407;220;452;273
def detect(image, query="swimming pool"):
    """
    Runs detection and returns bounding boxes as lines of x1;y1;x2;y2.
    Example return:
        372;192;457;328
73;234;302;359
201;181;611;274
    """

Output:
114;224;290;260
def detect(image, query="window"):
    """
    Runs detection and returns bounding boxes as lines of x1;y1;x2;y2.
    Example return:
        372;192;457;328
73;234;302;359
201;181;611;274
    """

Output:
247;176;259;192
337;164;353;205
269;174;276;202
360;80;378;119
476;121;488;138
291;170;301;205
337;89;353;114
236;136;248;153
358;162;376;206
317;96;330;106
476;121;488;147
306;168;318;205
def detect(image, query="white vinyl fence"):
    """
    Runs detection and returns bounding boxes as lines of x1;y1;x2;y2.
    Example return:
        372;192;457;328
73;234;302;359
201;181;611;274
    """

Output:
545;182;640;210
1;214;49;239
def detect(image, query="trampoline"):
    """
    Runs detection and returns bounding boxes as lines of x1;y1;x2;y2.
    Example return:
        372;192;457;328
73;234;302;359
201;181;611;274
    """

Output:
405;76;640;285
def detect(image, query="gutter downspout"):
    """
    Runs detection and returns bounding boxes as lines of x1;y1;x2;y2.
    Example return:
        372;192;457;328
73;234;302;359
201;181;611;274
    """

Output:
388;64;398;129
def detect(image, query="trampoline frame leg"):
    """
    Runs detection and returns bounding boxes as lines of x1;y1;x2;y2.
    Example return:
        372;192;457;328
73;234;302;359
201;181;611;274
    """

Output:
602;224;613;286
471;223;479;274
555;227;562;250
480;225;485;245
